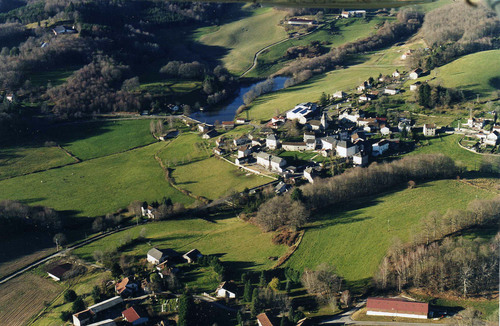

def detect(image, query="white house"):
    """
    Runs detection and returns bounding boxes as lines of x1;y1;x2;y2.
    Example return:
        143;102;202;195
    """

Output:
287;18;317;25
238;145;252;158
384;87;400;95
410;82;421;91
392;70;401;78
372;140;390;156
303;132;316;142
286;102;317;124
256;152;287;172
202;129;218;139
353;152;368;166
339;109;363;124
198;123;212;133
341;10;366;18
333;91;346;99
357;81;371;92
147;248;165;265
266;134;279;150
321;136;338;151
270;156;287;172
282;142;308;151
409;68;423;80
401;50;412;60
336;141;358;158
485;131;499;146
73;310;93;326
423;124;436;137
304;167;315;183
183;249;203;264
216;281;237;299
306;139;316;150
380;126;391;135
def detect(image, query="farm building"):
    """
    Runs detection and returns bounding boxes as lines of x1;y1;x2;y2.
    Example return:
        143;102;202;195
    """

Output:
122;306;149;325
282;142;307;151
410;81;421;91
238;145;252;158
423;124;436;137
372;140;389;156
147;248;166;265
202;129;218;139
353;152;369;166
47;263;72;281
52;25;77;35
366;297;429;319
287;18;317;25
87;320;116;326
321;136;338;151
275;181;288;194
89;296;124;314
183;249;203;263
333;91;346;99
286;103;317;124
216;281;238;299
384;87;400;95
198;123;213;133
115;277;138;297
392;70;401;78
73;309;93;326
221;121;235;130
409;68;423;80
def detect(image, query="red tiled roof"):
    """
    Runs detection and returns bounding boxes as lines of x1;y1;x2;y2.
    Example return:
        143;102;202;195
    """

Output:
122;306;141;322
115;277;129;294
367;298;429;315
257;313;274;326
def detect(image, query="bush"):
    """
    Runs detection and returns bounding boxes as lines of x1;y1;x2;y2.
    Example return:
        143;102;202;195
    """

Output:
60;310;72;322
72;296;85;313
64;289;77;303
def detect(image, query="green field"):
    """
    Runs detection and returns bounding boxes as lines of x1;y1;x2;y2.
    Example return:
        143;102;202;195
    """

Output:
139;80;201;94
172;157;272;200
46;119;156;161
73;217;287;271
157;132;211;166
198;7;288;74
244;64;398;121
250;17;388;77
409;134;483;171
28;66;80;87
286;179;493;284
414;50;500;98
0;145;75;180
0;142;192;218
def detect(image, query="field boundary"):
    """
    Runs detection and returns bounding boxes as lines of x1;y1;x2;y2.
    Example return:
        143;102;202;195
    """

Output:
272;230;305;269
457;137;500;157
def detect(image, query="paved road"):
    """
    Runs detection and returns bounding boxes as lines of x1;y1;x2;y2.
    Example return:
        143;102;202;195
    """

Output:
0;226;133;285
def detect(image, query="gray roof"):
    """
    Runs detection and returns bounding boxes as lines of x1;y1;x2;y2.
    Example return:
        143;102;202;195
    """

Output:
337;140;354;148
322;136;338;145
256;152;271;160
267;134;277;141
306;139;316;144
147;248;164;260
271;156;286;164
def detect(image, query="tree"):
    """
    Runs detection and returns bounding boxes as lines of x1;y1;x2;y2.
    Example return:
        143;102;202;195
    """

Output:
72;296;85;313
255;195;309;231
244;280;252;302
268;277;281;291
290;188;303;202
64;290;77;303
178;294;193;326
259;271;266;287
91;285;102;303
250;288;261;317
60;311;72;322
301;264;343;304
319;92;328;107
53;233;67;250
111;262;122;279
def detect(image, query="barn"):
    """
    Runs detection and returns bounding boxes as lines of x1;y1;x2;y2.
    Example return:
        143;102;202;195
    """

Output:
366;298;429;319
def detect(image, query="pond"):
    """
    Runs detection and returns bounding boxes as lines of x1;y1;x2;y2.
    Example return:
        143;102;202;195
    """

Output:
191;76;289;124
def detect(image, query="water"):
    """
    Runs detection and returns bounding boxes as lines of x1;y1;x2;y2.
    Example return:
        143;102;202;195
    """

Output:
191;76;289;124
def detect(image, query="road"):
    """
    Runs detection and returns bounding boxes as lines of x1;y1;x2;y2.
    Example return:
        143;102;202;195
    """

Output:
0;226;133;285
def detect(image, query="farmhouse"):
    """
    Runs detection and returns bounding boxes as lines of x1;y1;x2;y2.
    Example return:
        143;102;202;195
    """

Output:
392;70;401;78
485;131;499;146
234;136;251;146
47;263;72;281
221;121;235;130
353;152;369;166
115;277;138;297
339;108;364;124
384;87;400;95
366;298;429;319
275;181;288;194
333;91;346;99
282;142;307;151
256;152;287;172
257;312;275;326
238;145;252;158
410;81;421;91
423;123;436;137
147;248;166;265
341;10;366;18
321;136;338;151
303;167;316;183
286;102;317;124
216;281;237;298
202;129;218;139
380;126;391;135
266;134;279;150
359;94;376;102
467;117;487;130
183;249;203;263
409;68;423;80
357;81;371;92
401;50;412;60
122;306;149;325
87;320;116;326
198;123;213;133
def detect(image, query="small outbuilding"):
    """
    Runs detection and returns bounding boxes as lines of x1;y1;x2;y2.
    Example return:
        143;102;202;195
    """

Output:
183;249;203;264
47;263;72;281
216;281;237;299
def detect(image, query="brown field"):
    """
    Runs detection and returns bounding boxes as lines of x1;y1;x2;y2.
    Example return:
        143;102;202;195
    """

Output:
0;273;63;326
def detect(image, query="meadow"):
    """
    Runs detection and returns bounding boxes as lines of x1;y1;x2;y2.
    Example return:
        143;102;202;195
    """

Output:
171;157;273;200
28;66;80;87
157;132;212;166
73;217;287;272
198;7;288;75
286;179;493;284
45;119;156;161
0;142;193;218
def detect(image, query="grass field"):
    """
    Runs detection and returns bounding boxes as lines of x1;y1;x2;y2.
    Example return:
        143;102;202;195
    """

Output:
244;64;398;121
198;7;288;74
46;120;156;161
0;142;193;218
28;66;79;87
172;157;272;200
139;80;201;94
409;134;483;171
286;179;493;284
157;132;211;166
0;273;63;326
414;50;500;99
0;145;75;180
73;217;287;272
249;17;388;77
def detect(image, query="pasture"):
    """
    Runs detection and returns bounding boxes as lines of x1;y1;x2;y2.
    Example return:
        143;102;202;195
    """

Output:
73;217;287;272
286;179;493;284
157;132;211;166
172;157;272;200
0;273;63;326
45;119;156;161
0;142;193;218
198;7;288;75
28;66;80;87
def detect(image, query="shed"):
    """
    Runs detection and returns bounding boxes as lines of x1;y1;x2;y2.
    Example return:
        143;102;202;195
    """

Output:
47;263;72;281
183;249;203;264
366;297;429;319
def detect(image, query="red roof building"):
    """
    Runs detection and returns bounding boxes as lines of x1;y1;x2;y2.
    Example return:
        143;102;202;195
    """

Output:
256;313;274;326
122;306;149;325
366;298;429;319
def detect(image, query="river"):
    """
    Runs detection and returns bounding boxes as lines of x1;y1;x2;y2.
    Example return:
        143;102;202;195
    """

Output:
191;76;289;124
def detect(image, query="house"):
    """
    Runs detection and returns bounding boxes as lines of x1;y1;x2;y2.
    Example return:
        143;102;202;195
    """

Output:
392;70;401;78
147;248;166;265
115;278;138;297
467;117;487;130
303;132;316;142
234;136;251;147
384;87;400;95
47;263;72;281
256;152;272;169
380;126;391;135
286;102;317;124
271;116;286;124
485;131;499;146
401;50;412;60
275;181;288;194
238;145;252;158
410;81;421;91
52;25;77;35
372;140;390;156
257;312;275;326
357;81;371;92
236;118;247;124
336;141;358;157
256;152;287;172
287;18;317;25
213;147;224;155
353;152;369;166
122;306;149;325
73;309;93;326
333;91;346;99
321;136;338;151
216;281;237;299
271;156;287;172
183;249;203;264
339;108;364;124
307;120;322;131
409;68;423;80
198;123;213;133
359;94;376;102
266;134;279;150
341;10;366;18
423;123;436;137
357;118;376;127
215;137;225;147
141;204;154;219
366;297;429;319
305;139;316;150
5;93;15;102
221;121;235;130
282;142;308;151
89;296;124;314
303;167;316;183
202;129;218;139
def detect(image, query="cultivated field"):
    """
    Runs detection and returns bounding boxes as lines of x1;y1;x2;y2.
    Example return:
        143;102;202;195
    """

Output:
286;179;494;284
0;142;193;218
0;273;63;326
172;157;272;200
73;217;287;271
198;7;288;75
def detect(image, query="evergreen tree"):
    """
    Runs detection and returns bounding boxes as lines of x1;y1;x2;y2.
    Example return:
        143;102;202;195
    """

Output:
259;271;266;287
285;279;291;294
319;92;328;107
178;294;193;326
64;290;77;303
244;280;252;302
237;311;243;326
111;262;122;279
251;288;260;317
72;297;85;313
